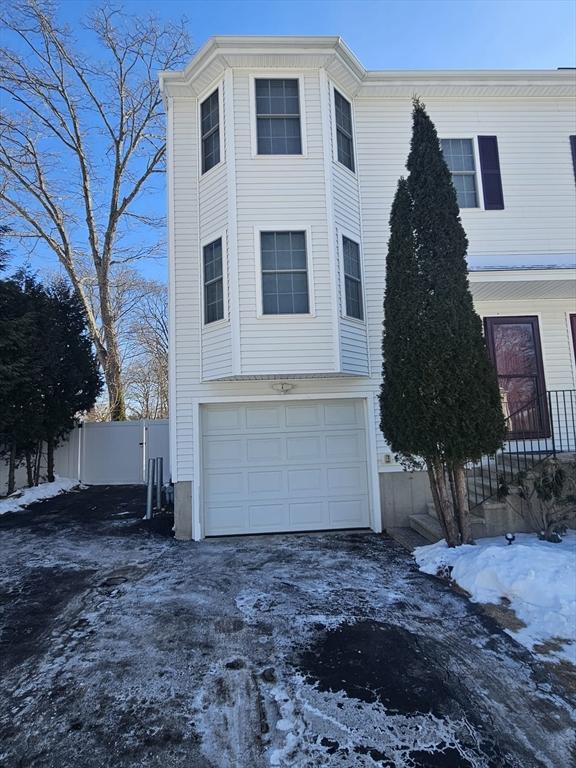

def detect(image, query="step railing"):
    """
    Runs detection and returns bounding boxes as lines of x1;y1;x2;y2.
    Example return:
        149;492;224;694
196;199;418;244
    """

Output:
467;389;576;510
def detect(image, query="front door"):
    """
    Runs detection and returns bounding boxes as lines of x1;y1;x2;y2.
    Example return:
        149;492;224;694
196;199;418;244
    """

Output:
484;316;549;438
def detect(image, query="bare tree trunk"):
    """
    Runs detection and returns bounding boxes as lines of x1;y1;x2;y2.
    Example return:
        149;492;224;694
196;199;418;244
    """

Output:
25;449;34;487
34;441;42;486
0;4;190;422
46;438;55;483
427;462;449;541
7;443;17;495
427;458;460;547
453;463;474;544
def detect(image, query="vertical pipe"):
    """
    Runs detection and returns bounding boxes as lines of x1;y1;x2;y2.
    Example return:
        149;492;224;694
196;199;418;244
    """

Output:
146;458;156;520
156;457;163;511
548;391;557;458
77;422;83;485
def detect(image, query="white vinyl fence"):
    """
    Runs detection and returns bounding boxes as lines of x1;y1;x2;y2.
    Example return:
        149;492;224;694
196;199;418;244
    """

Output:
1;420;170;495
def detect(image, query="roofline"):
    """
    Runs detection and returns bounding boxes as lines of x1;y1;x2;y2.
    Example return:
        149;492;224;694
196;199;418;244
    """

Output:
159;35;576;91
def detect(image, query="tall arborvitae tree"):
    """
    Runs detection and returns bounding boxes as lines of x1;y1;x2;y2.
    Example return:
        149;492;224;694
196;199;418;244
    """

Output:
380;99;506;546
380;179;424;459
0;270;101;493
0;269;45;492
38;280;102;481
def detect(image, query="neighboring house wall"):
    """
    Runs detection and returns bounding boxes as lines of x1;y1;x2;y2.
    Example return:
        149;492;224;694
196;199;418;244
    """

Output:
161;38;576;539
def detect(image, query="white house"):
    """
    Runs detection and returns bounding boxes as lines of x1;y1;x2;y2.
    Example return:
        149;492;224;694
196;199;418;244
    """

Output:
159;37;576;541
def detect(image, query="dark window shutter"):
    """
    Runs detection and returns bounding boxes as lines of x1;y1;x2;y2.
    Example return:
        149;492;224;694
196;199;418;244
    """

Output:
478;136;504;210
570;136;576;182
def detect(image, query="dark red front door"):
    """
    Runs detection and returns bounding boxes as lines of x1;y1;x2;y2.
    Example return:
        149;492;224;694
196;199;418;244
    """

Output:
484;316;549;438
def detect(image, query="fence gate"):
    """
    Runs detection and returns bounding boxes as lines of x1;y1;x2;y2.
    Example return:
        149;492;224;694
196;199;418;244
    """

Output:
76;419;170;486
81;421;144;484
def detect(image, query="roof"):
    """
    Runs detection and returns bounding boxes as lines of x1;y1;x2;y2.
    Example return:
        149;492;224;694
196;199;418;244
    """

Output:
159;36;576;99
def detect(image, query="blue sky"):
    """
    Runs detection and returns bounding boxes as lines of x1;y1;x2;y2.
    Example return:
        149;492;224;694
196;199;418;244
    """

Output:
65;0;576;70
7;0;576;283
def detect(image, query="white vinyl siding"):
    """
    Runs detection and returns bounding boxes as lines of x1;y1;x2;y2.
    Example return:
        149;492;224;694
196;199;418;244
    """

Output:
235;70;335;375
169;56;576;489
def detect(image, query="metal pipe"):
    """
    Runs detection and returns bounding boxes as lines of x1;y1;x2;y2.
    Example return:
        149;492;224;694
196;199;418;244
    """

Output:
156;456;163;511
146;458;156;520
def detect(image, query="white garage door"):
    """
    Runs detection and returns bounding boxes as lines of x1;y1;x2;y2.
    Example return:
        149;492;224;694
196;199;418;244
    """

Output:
202;399;371;536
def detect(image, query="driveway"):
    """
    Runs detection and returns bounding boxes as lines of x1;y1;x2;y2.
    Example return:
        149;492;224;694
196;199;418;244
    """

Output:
0;486;574;768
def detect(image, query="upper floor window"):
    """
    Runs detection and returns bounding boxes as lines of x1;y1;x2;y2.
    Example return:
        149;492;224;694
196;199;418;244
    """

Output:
203;238;224;324
440;138;478;208
342;236;363;320
201;89;220;174
255;79;302;155
261;231;309;314
334;90;355;172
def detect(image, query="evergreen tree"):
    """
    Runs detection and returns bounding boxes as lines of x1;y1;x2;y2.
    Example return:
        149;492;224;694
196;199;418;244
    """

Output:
0;270;102;492
0;270;44;492
380;178;424;459
380;99;506;545
37;280;102;481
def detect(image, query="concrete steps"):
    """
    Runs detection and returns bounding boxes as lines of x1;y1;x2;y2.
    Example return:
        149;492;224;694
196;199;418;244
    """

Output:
409;513;444;543
410;501;490;543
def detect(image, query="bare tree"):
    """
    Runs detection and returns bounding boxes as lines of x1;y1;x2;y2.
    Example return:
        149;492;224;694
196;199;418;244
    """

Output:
0;0;189;418
82;275;169;421
124;282;169;419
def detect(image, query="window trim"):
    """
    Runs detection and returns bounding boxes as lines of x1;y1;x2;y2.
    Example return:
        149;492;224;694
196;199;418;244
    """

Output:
338;227;366;324
249;73;307;158
201;230;228;327
198;80;224;178
254;224;315;318
440;135;485;211
331;86;357;175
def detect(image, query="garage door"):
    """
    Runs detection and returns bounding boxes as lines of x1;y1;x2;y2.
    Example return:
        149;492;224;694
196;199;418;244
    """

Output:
202;399;371;535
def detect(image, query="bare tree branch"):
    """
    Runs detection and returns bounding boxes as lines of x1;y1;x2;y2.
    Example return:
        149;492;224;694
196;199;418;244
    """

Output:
0;0;191;418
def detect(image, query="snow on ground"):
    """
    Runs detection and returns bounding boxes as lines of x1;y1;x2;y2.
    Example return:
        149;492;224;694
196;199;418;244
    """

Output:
0;476;78;515
415;530;576;663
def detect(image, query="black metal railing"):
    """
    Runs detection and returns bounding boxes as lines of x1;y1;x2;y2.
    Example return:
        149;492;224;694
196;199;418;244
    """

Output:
467;389;576;510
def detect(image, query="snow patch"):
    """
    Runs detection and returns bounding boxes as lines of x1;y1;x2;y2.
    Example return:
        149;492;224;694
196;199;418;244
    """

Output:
0;476;78;515
415;531;576;663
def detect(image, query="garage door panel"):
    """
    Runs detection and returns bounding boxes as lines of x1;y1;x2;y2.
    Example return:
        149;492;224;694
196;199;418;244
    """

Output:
206;505;246;532
204;407;243;432
326;432;366;460
246;437;284;462
287;468;323;493
245;406;282;429
205;471;244;497
330;499;369;525
324;401;359;426
286;435;323;461
204;439;244;465
248;504;287;529
327;465;368;493
248;470;284;494
285;403;323;427
289;501;327;526
202;399;371;535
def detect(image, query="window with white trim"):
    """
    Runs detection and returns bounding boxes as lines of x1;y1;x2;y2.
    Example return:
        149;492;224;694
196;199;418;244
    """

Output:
203;238;224;323
261;231;309;314
255;79;302;155
201;89;220;174
342;236;363;320
334;90;355;172
440;138;478;208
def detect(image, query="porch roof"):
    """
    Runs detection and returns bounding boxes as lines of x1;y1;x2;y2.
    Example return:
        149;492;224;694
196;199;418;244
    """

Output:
469;267;576;301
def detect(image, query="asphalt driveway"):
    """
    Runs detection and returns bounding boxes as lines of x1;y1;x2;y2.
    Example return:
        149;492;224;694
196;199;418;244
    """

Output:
0;486;574;768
